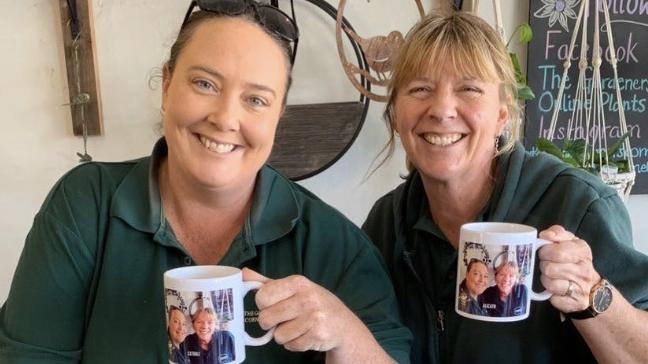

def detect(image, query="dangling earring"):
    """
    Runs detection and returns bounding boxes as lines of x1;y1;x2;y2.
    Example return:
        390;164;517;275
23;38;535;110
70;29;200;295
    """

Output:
494;135;501;155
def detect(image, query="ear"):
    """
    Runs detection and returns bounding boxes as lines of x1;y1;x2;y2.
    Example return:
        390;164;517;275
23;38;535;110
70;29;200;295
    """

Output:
495;98;510;137
162;64;172;111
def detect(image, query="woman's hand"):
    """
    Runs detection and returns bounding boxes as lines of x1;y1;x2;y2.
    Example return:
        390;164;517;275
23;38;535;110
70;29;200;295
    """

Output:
242;268;364;353
538;225;601;313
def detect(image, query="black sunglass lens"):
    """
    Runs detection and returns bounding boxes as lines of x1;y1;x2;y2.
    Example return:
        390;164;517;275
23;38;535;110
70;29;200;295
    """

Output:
197;0;248;14
257;6;298;41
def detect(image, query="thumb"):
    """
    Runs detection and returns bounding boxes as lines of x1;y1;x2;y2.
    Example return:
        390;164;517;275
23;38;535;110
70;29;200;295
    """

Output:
539;225;575;242
242;267;271;283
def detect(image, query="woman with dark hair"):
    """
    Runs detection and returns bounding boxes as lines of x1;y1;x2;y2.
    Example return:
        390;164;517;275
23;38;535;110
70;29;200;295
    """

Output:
0;2;411;363
457;259;488;315
168;306;189;364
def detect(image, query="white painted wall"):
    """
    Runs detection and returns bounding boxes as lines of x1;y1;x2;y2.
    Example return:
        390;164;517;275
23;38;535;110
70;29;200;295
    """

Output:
1;0;647;304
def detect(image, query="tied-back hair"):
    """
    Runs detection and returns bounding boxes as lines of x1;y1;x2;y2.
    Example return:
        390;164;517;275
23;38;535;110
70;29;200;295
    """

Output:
380;11;522;173
168;305;183;317
467;258;488;273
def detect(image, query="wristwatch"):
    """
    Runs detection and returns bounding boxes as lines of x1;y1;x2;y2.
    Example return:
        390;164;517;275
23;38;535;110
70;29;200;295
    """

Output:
567;278;613;320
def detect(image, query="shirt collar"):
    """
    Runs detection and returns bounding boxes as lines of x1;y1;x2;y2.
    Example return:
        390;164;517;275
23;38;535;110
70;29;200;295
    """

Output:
110;139;165;235
247;165;300;245
111;138;299;247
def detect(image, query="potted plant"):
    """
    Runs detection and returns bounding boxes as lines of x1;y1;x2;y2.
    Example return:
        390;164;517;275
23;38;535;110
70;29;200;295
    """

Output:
535;133;631;175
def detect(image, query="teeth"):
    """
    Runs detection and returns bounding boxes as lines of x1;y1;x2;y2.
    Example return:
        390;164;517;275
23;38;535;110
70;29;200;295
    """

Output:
199;135;235;153
423;133;462;146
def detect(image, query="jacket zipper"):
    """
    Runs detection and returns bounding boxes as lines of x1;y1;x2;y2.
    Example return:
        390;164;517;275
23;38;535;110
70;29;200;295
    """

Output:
403;251;443;362
437;309;445;332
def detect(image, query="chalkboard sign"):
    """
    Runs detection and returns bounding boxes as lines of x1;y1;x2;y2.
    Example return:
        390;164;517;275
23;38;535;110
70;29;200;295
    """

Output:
524;0;648;194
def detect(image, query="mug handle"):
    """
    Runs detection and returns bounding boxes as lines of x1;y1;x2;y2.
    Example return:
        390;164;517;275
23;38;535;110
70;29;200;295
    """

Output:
530;238;553;301
242;280;275;346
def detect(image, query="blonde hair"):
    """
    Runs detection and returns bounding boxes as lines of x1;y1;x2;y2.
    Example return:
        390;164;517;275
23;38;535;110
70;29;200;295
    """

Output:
382;11;522;171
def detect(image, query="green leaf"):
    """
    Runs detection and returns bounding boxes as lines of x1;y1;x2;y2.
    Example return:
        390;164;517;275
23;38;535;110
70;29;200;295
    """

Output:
507;25;535;101
517;85;535;100
536;138;563;159
607;131;630;158
510;53;523;78
518;23;533;44
590;151;605;168
563;155;580;167
614;160;630;173
563;139;586;164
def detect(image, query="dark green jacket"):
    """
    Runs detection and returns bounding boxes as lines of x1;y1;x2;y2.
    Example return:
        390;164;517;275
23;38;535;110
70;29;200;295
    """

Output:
0;139;412;364
363;143;648;364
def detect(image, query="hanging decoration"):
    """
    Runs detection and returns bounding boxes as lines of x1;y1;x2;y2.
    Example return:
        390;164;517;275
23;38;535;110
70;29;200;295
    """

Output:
267;0;372;180
59;0;103;162
335;0;425;102
539;0;635;200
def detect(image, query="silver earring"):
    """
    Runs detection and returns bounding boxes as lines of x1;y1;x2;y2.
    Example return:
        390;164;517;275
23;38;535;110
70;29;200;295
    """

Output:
494;135;501;155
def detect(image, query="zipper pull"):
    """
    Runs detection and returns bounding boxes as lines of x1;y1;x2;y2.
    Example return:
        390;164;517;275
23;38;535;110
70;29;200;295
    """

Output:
437;310;445;332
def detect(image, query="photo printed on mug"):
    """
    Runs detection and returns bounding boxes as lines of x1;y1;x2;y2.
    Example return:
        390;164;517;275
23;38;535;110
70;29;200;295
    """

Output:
456;241;533;320
165;288;236;364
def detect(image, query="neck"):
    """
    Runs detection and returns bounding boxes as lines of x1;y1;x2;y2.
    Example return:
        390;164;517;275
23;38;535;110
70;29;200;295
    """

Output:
500;290;510;302
160;158;255;216
159;158;254;264
422;159;498;248
199;337;210;350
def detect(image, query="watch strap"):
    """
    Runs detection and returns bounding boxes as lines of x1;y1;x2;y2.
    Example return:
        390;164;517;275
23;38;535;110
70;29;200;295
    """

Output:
566;306;597;320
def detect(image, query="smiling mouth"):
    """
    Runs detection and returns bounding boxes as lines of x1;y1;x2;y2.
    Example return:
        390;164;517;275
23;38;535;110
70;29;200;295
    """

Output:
199;135;236;154
422;133;463;146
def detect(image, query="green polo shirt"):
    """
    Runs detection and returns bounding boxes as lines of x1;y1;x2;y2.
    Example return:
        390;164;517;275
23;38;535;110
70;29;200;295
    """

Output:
0;139;412;364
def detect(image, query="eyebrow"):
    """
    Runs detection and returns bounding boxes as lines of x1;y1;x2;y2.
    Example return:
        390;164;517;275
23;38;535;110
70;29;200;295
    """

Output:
410;76;482;83
188;65;277;97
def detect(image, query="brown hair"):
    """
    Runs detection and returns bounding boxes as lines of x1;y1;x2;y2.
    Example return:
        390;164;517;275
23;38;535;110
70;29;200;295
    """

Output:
381;11;521;172
168;305;184;318
165;10;293;104
467;258;488;273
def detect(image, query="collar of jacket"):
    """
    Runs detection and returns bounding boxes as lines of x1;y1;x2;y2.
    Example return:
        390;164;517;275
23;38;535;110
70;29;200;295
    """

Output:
390;143;571;254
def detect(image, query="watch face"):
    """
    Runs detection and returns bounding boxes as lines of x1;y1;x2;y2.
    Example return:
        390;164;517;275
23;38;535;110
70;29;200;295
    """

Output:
592;285;613;314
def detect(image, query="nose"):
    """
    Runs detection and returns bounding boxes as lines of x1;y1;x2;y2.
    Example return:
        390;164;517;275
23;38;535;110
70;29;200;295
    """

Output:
425;86;457;121
206;93;241;132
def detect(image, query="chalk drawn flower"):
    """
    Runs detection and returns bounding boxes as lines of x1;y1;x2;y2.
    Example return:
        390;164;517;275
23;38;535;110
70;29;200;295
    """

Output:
534;0;580;32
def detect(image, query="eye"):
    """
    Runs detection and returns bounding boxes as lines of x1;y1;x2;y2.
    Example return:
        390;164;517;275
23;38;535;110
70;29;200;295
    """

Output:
193;79;216;92
247;95;269;108
461;84;484;94
409;86;431;94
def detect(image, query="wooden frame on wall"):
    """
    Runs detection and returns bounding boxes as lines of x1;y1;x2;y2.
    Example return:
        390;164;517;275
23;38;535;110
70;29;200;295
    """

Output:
58;0;103;136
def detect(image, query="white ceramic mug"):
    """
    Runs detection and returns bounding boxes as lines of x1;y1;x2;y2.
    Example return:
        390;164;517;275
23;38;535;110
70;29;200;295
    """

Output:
164;266;273;364
455;222;552;322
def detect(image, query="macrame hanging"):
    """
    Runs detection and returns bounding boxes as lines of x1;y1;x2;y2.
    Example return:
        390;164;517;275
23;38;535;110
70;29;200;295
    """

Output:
545;0;635;200
468;0;506;40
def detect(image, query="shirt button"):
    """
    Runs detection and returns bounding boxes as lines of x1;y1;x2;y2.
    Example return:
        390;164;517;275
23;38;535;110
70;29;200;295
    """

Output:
183;256;192;266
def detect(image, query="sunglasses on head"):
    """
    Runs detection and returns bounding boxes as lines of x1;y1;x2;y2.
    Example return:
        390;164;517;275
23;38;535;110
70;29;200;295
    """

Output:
181;0;299;65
